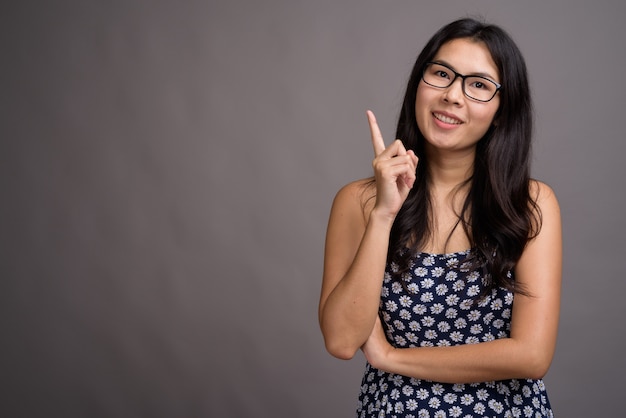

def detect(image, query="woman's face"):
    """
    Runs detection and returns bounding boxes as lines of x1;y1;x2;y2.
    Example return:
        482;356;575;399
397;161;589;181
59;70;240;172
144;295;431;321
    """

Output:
415;38;501;155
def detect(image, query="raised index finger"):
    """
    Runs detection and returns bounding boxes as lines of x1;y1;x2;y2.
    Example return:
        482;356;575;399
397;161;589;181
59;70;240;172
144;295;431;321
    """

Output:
366;110;386;157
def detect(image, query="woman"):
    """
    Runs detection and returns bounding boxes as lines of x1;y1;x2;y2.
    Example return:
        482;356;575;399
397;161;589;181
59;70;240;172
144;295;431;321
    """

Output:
319;18;562;417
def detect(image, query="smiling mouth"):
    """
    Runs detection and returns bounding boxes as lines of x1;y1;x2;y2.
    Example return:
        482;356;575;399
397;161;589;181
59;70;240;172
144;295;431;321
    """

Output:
433;112;462;125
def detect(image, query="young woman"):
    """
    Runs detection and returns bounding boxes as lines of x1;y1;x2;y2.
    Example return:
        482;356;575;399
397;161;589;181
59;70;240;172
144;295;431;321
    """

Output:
319;18;562;417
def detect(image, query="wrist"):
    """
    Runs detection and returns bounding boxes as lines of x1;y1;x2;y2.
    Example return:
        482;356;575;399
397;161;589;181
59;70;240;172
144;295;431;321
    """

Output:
368;207;397;229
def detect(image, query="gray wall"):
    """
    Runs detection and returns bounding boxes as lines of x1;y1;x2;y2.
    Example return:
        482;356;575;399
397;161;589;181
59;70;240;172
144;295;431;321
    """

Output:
2;0;625;416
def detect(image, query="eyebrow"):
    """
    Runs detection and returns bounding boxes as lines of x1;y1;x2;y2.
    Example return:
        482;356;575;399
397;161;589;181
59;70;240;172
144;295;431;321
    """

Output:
434;60;499;82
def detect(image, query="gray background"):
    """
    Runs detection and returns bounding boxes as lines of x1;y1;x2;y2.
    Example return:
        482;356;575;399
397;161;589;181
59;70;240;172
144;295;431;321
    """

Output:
2;0;625;417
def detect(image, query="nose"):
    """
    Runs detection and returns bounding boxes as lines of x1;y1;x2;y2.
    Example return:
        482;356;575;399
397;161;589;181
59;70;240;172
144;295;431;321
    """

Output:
442;77;464;104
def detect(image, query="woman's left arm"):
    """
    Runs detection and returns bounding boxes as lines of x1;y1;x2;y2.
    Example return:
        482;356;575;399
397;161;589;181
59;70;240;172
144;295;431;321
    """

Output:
362;181;562;383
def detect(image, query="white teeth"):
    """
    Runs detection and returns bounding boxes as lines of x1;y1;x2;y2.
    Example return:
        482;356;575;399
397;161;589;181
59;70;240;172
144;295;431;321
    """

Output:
434;113;461;125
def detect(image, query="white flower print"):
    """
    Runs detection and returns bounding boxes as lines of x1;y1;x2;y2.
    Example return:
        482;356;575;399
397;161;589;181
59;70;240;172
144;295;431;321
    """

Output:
408;283;419;294
437;321;451;333
473;402;486;415
445;294;460;306
415;266;429;277
421;292;434;303
466;271;480;282
385;300;398;312
445;308;458;319
443;393;458;404
394;320;406;331
421;278;435;288
406;332;419;344
470;324;483;335
391;375;404;387
465;336;480;344
468;310;481;321
467;285;481;297
416;388;429;400
391;282;403;294
422;316;435;327
505;292;514;305
409;321;421;331
400;295;413;307
391;388;401;400
430;303;445;314
476;389;489;401
394;401;404;413
357;251;553;417
406;398;419;411
418;409;430;418
381;311;391;322
454;318;467;329
436;284;448;295
413;304;428;315
432;267;445;277
432;384;445;396
450;331;464;342
428;397;441;409
490;298;503;310
452;383;465;392
424;330;438;340
446;257;459;268
423;255;435;266
449;406;463;417
488;399;504;413
459;299;473;310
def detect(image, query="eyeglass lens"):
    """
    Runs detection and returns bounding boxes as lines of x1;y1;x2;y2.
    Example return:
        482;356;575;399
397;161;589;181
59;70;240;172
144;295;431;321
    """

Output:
423;63;498;102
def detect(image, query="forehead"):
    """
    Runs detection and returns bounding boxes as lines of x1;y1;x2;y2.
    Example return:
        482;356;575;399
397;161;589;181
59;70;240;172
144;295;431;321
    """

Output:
432;38;499;81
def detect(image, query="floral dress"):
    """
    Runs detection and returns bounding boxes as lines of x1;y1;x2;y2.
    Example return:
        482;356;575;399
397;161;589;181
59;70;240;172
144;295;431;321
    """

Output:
357;250;554;418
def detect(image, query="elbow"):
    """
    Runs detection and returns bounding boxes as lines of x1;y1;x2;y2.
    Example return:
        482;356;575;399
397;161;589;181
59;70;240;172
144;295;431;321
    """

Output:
521;349;554;380
323;336;360;360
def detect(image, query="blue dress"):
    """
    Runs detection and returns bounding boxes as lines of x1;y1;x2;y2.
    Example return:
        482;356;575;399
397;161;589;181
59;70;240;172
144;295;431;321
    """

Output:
357;250;554;418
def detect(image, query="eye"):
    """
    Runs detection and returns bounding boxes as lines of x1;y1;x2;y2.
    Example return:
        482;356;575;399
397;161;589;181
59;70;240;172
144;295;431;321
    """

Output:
472;81;486;90
435;70;451;80
468;79;494;91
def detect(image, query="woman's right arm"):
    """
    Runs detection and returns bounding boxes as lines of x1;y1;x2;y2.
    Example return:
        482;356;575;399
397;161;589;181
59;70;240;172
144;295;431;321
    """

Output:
318;110;418;360
318;180;394;359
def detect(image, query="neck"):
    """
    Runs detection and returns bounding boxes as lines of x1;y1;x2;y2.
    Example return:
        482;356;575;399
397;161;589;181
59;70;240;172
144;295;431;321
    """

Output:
425;147;475;190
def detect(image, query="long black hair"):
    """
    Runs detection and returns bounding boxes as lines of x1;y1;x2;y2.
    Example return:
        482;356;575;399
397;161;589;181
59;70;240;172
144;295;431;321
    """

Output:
390;18;540;295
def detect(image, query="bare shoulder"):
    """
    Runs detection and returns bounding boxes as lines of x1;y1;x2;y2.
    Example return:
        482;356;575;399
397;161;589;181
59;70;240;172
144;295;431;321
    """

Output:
527;180;561;247
331;177;376;221
529;179;560;215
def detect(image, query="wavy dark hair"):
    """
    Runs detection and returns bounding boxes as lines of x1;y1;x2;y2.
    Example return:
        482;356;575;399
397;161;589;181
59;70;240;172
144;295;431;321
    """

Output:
389;18;540;295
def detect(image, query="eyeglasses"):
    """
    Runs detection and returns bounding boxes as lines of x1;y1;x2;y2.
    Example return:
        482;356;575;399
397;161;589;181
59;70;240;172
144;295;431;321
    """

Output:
421;62;502;102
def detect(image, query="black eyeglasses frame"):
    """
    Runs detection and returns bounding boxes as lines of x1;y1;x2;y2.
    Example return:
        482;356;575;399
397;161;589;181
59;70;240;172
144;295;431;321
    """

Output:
421;61;502;102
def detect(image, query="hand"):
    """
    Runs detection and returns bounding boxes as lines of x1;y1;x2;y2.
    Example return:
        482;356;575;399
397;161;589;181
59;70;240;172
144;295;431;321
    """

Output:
367;110;418;221
361;315;394;370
